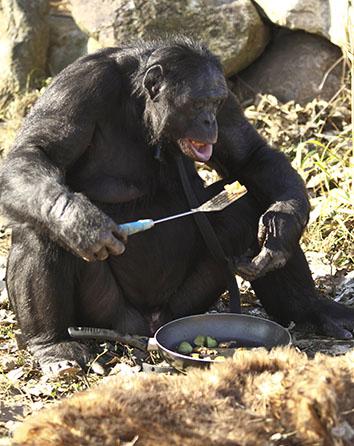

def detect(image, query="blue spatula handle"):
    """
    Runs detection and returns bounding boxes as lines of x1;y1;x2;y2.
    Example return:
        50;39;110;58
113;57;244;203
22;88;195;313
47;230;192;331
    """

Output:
117;219;155;236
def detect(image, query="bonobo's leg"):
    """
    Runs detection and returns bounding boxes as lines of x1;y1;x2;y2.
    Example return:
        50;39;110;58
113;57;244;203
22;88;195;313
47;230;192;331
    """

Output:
251;246;354;339
213;189;354;339
6;226;147;372
6;226;90;373
167;189;354;339
77;262;149;335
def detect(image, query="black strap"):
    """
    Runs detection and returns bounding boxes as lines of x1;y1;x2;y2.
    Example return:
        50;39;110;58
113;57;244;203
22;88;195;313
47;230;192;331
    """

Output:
176;155;240;313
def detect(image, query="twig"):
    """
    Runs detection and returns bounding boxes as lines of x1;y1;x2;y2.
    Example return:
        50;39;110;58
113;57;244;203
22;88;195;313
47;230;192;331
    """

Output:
318;56;344;91
301;85;346;136
341;408;354;415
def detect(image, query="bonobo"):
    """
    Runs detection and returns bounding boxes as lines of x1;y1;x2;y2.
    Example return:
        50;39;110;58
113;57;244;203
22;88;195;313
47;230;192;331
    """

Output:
0;37;353;373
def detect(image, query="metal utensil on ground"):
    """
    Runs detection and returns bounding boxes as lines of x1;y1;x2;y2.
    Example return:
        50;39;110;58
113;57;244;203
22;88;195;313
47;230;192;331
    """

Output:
68;327;148;351
118;181;247;236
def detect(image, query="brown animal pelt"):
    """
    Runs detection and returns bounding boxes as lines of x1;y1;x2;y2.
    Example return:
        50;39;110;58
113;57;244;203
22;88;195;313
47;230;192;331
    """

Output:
13;347;354;446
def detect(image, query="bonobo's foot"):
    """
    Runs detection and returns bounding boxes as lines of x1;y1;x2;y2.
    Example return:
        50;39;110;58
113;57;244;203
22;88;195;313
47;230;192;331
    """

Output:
310;299;354;339
41;360;82;377
29;340;91;376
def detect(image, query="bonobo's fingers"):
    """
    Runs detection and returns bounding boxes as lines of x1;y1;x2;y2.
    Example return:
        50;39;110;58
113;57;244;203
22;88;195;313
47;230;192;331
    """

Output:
94;246;109;261
112;225;128;244
76;228;126;261
78;250;95;262
235;247;287;281
105;232;126;256
257;219;267;246
235;262;259;281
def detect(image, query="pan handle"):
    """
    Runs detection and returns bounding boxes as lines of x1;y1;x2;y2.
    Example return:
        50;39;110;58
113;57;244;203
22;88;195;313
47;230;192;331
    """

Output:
147;337;159;352
68;326;148;351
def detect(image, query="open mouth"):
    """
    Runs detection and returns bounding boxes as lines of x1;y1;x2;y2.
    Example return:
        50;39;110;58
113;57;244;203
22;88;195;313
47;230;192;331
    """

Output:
178;138;213;162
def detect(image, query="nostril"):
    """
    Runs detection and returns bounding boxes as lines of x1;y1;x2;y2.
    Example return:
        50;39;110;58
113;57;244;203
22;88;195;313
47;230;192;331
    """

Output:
204;116;216;126
201;112;215;128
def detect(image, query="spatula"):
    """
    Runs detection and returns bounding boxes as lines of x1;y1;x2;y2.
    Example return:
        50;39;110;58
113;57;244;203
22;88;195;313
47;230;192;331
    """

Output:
118;181;247;236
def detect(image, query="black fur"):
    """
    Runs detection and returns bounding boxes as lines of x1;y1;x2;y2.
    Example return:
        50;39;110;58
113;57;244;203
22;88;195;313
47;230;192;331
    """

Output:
0;36;353;367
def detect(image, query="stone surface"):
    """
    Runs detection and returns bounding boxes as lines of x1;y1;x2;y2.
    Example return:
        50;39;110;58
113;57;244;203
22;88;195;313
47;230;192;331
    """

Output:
335;271;354;306
71;0;270;76
48;10;87;75
0;0;49;106
234;30;343;105
253;0;352;49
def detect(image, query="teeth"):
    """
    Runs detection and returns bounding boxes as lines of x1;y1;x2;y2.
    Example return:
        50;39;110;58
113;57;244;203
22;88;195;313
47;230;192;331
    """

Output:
191;140;206;148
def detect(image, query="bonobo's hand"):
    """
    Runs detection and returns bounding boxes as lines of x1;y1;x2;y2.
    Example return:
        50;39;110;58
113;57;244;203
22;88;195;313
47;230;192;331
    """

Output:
236;209;304;281
72;217;127;262
49;193;126;261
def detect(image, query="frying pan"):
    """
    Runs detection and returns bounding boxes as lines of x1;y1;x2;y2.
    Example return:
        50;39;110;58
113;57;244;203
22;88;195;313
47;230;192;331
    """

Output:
69;313;291;370
153;313;291;369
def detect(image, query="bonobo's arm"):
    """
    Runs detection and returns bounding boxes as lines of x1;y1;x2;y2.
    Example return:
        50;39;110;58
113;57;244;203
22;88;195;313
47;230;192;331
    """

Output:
211;91;310;280
0;51;126;261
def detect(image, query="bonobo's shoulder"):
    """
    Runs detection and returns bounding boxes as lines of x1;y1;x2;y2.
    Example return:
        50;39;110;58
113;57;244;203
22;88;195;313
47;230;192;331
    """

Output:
50;47;125;86
66;47;130;71
27;47;133;116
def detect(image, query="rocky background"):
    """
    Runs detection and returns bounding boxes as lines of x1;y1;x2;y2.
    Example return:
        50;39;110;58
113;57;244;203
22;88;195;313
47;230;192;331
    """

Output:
0;0;352;107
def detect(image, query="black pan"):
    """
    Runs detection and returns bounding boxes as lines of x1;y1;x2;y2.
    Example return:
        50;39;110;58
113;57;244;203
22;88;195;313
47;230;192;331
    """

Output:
69;313;291;370
153;313;291;369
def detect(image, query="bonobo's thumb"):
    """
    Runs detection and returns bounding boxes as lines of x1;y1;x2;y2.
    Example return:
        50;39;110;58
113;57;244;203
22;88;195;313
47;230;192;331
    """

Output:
257;217;267;246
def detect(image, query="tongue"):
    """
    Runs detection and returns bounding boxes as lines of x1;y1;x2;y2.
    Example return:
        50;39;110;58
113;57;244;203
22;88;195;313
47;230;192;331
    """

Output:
192;143;213;162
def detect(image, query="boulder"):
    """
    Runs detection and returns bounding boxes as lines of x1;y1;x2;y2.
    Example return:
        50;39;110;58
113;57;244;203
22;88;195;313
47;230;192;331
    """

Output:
71;0;270;76
48;10;87;75
0;0;49;107
253;0;351;49
234;30;343;105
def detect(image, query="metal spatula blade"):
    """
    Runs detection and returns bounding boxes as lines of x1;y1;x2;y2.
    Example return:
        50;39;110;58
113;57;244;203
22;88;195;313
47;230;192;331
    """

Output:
196;184;247;212
118;181;247;236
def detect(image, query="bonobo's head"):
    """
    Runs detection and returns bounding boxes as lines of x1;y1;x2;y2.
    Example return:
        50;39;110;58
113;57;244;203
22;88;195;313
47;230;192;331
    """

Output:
137;37;228;162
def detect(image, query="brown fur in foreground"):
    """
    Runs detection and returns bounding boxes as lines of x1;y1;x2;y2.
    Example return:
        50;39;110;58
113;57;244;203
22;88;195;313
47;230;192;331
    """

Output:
13;348;354;446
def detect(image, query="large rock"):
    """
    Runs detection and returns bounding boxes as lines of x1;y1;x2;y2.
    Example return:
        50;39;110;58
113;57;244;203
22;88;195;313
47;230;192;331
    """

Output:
253;0;351;49
48;9;87;75
0;0;49;107
234;30;343;105
71;0;270;76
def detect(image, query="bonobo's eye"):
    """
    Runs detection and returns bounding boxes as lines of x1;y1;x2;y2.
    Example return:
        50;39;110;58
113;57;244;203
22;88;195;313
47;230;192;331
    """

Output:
193;98;225;112
193;99;206;111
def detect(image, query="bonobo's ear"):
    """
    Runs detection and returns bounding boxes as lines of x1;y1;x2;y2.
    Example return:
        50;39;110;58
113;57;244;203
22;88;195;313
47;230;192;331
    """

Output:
143;64;164;100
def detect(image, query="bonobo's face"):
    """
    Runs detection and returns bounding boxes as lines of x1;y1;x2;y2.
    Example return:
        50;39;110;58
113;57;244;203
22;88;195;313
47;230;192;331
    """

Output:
143;62;228;162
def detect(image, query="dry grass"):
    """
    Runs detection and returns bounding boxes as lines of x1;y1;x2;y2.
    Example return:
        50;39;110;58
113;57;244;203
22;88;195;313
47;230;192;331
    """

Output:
0;90;42;158
49;0;71;14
